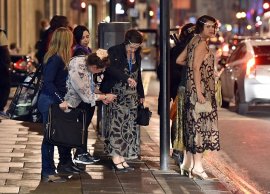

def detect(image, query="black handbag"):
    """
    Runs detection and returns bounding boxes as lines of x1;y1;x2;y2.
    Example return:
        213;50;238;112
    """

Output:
136;104;152;126
46;104;86;147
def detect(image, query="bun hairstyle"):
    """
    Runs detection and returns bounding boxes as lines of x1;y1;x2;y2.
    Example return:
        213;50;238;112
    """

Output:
124;29;143;45
86;53;110;69
195;15;217;34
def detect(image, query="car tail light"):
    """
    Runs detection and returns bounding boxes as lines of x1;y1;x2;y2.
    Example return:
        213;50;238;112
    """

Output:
13;59;27;71
246;58;256;78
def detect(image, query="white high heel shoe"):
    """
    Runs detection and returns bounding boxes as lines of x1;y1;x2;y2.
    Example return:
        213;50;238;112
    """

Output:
180;164;191;177
191;169;209;180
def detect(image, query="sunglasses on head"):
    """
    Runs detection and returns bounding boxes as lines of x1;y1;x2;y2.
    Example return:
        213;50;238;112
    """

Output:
199;20;218;29
128;40;141;48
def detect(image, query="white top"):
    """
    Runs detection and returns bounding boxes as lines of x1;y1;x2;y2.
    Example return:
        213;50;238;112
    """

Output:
65;55;96;108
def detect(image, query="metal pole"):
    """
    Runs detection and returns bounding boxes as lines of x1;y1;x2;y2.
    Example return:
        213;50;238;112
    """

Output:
109;0;116;22
160;0;170;171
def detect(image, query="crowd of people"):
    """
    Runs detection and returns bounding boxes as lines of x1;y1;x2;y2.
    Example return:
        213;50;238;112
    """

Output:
33;15;146;182
0;14;221;183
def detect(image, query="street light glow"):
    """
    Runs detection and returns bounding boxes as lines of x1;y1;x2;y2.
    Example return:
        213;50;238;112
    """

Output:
236;12;241;19
236;12;246;19
263;2;270;9
81;2;86;9
116;3;124;14
226;24;232;31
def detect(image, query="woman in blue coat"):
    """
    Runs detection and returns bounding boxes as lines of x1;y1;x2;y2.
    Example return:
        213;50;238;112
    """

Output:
37;27;73;183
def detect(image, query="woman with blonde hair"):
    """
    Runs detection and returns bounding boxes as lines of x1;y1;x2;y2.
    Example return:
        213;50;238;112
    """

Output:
37;27;74;183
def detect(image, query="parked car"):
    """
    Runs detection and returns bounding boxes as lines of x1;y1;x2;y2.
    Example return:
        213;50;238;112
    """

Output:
9;55;36;86
220;38;270;114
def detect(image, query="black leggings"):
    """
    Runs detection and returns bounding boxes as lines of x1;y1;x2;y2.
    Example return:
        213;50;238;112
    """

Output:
75;101;95;156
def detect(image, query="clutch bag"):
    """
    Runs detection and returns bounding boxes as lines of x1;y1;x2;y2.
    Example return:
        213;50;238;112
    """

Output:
195;101;212;113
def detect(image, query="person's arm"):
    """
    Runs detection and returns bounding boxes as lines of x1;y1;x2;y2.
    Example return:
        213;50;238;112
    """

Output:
176;46;187;65
193;41;208;104
105;47;129;82
43;56;65;103
137;65;145;96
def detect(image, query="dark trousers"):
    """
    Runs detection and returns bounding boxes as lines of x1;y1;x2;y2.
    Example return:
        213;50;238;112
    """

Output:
74;101;95;156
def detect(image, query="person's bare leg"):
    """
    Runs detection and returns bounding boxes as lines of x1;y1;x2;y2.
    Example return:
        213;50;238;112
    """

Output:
112;155;125;169
180;150;193;176
192;153;208;179
120;157;129;167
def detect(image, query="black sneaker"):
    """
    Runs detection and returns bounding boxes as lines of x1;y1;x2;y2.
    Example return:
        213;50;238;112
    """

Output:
85;152;100;162
73;153;95;165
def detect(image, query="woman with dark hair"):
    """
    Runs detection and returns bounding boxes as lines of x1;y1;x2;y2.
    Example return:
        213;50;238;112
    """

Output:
170;23;195;165
100;29;145;172
176;15;220;180
73;25;92;56
61;25;100;167
61;50;116;166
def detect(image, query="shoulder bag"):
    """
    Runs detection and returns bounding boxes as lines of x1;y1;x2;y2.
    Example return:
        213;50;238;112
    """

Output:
46;104;86;147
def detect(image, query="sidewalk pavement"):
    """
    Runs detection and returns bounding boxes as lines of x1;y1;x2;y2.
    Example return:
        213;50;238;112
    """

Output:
0;72;231;194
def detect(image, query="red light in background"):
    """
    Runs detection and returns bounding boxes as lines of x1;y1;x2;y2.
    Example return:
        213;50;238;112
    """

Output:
246;58;256;78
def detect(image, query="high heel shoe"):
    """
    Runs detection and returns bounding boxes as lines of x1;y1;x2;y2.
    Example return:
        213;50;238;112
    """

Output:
111;161;128;172
191;169;209;180
180;164;191;177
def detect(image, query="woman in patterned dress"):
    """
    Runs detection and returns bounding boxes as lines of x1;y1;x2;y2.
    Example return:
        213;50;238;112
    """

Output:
100;29;144;172
176;15;220;179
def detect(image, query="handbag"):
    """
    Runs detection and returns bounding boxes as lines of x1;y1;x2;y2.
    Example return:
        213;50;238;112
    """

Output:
46;104;86;147
136;104;152;126
195;101;212;114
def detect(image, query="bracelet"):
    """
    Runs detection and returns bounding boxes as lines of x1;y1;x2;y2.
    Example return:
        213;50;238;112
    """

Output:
104;94;107;100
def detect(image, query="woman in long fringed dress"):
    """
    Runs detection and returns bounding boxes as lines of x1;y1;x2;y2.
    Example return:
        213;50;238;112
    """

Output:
176;15;220;180
171;23;196;165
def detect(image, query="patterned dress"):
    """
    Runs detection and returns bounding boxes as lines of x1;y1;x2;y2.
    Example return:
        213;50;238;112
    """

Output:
104;62;140;159
184;35;220;154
